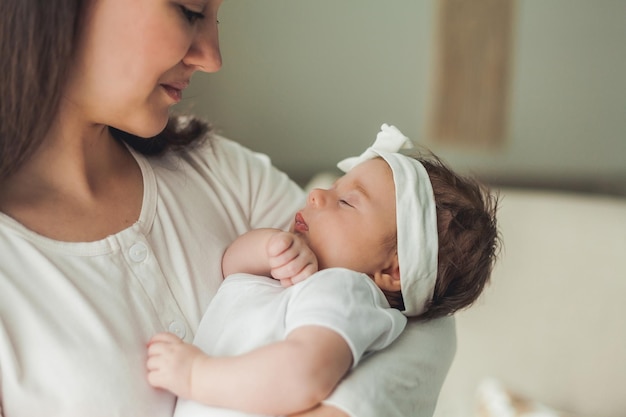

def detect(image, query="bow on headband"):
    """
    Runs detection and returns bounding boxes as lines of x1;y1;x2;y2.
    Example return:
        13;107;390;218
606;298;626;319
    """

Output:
337;124;438;317
337;123;413;172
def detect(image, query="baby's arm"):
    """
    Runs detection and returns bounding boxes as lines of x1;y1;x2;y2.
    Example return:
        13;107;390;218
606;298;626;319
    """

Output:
222;228;318;287
147;328;352;415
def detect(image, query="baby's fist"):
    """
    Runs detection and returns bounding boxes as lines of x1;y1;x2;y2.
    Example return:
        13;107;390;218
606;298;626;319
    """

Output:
266;231;318;287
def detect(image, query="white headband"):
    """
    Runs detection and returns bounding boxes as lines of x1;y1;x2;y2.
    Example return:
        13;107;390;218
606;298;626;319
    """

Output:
337;124;438;317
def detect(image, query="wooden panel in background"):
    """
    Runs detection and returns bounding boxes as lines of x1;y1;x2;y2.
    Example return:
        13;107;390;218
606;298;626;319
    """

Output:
428;0;516;148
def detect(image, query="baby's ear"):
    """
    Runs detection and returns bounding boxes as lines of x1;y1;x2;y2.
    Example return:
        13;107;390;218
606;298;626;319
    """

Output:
373;255;401;292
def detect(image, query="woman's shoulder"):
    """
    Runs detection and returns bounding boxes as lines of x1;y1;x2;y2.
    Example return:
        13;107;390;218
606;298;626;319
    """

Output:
165;132;273;175
139;128;304;231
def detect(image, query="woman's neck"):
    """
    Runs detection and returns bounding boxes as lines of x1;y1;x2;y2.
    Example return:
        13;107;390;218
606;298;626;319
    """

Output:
0;120;144;241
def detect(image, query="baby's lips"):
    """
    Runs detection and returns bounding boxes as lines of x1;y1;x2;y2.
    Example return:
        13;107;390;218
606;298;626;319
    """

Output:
294;212;308;232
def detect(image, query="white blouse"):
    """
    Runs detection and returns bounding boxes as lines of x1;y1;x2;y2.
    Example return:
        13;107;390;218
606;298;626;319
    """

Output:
0;136;456;417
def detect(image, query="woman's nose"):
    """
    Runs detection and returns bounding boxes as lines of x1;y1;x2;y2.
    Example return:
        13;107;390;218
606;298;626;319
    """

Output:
307;188;327;208
183;20;222;73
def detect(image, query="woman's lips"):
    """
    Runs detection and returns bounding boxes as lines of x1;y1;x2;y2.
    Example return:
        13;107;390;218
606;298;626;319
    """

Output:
161;85;182;102
161;81;189;103
294;212;308;233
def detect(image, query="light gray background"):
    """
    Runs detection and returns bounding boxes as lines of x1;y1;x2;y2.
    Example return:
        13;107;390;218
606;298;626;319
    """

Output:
178;0;626;191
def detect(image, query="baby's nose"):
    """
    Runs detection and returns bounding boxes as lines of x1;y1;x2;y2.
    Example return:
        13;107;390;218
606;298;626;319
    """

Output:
307;188;327;208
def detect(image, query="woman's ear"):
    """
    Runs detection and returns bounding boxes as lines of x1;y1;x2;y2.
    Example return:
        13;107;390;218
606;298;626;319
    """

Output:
372;254;401;292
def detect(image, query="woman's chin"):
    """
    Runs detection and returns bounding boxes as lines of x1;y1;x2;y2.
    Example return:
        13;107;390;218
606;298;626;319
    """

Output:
115;114;169;138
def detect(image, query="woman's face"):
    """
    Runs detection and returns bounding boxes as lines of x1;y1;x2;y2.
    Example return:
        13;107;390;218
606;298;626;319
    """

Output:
65;0;223;137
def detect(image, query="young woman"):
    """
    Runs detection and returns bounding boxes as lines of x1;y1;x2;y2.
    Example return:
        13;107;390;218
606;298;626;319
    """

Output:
0;1;455;416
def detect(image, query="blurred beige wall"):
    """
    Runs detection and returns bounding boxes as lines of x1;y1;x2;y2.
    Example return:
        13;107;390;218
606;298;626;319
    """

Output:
180;0;626;189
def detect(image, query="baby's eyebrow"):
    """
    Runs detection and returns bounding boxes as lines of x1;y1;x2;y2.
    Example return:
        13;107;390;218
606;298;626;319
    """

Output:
334;178;371;200
353;181;370;200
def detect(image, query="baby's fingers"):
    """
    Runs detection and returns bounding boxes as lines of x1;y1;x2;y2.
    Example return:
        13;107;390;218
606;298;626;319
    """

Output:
270;253;306;277
288;263;318;285
271;254;317;283
148;331;182;346
146;353;164;372
146;364;169;389
266;232;295;258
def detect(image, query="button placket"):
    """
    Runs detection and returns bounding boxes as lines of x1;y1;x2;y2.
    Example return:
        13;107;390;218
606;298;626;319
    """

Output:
121;235;191;342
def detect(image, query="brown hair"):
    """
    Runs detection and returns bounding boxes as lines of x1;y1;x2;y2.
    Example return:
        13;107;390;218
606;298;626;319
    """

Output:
0;0;208;181
382;153;500;320
418;153;500;320
109;115;210;156
0;0;81;179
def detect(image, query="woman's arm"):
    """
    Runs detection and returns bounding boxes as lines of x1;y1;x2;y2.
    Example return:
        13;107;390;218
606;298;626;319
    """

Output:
288;319;456;417
147;327;352;416
318;316;457;417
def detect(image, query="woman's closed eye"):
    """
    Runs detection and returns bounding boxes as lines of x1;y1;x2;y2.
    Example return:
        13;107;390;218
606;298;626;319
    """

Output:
180;5;205;24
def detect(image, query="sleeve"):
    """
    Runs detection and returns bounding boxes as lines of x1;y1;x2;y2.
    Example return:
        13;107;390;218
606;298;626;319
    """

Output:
284;269;407;367
323;316;457;417
210;135;306;232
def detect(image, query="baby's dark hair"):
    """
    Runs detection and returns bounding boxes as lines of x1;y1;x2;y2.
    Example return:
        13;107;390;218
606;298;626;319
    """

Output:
418;153;500;320
383;153;501;320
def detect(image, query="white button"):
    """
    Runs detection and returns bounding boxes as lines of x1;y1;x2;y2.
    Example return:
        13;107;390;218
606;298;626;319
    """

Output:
129;242;148;262
168;321;186;339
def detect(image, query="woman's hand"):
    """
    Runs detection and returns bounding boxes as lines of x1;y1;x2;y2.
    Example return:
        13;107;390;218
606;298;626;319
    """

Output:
289;404;349;417
266;231;318;287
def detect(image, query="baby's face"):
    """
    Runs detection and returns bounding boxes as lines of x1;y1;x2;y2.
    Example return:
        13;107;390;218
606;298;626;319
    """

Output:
292;158;397;275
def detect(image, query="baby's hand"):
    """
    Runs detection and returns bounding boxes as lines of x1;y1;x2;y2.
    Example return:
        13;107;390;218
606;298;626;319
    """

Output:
146;332;205;399
266;231;318;287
